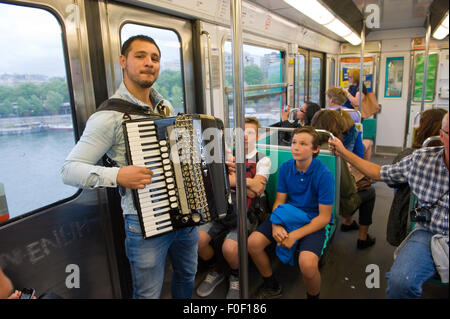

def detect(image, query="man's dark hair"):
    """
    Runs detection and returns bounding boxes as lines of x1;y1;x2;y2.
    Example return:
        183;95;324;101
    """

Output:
292;126;321;158
121;35;161;57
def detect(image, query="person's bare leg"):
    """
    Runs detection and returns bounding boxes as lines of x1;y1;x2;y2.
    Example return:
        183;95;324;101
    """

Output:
299;251;320;296
248;232;272;277
198;230;214;261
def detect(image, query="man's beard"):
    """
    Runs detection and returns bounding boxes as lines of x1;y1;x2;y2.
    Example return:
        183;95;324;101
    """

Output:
136;78;155;88
126;68;156;88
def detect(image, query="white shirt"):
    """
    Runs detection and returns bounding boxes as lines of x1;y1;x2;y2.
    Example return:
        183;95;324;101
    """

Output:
246;148;272;181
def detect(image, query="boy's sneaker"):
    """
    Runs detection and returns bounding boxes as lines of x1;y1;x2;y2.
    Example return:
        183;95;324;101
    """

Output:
254;283;282;299
196;269;225;297
226;274;240;299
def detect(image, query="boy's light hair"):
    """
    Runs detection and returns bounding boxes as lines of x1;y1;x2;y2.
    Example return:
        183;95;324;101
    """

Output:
245;116;261;129
245;116;261;138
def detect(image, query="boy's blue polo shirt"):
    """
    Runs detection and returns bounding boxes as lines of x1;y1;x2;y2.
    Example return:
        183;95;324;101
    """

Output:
277;158;334;218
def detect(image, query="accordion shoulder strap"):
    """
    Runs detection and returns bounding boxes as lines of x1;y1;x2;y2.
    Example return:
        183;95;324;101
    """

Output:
96;98;163;168
95;98;164;120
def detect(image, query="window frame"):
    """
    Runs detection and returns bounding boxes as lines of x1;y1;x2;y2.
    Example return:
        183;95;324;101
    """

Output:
221;38;287;128
119;21;187;114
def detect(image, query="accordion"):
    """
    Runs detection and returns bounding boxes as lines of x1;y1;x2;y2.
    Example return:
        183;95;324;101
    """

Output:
123;114;231;239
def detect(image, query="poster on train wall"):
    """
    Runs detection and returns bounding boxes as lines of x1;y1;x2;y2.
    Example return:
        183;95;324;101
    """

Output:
413;53;438;102
340;57;374;93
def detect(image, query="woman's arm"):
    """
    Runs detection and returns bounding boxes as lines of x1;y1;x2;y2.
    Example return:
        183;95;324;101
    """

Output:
329;137;382;181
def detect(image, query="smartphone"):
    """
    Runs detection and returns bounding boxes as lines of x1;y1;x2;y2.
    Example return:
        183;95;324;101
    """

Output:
19;288;35;299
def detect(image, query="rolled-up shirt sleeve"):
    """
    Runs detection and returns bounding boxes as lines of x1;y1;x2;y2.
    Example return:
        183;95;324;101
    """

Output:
380;152;414;187
61;112;120;189
256;156;272;181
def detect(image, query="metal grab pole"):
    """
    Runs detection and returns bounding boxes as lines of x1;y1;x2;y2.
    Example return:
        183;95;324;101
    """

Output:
230;0;249;299
201;30;215;115
421;13;431;112
359;18;366;113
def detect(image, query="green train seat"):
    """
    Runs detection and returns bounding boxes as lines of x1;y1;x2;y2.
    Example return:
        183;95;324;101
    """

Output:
362;118;376;140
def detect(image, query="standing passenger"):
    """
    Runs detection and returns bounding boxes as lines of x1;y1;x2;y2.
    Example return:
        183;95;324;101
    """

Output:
61;35;199;299
248;127;334;299
343;67;367;110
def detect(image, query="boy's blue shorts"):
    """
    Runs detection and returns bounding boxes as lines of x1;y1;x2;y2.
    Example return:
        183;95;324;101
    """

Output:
256;219;326;258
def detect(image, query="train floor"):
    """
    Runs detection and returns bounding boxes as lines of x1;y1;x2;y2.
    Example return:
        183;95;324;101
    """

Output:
161;153;449;299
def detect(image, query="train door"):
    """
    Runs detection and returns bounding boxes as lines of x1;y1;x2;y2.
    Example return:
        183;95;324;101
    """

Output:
295;48;325;108
96;1;198;298
405;48;441;147
403;42;449;148
0;0;121;298
377;46;411;151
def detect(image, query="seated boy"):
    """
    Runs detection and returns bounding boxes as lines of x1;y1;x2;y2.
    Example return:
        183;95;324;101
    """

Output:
196;117;272;299
247;126;334;299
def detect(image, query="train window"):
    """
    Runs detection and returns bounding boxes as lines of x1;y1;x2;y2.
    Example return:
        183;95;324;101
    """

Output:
295;54;306;106
224;42;285;127
296;49;324;107
310;56;322;104
121;23;185;114
0;3;76;222
385;57;404;98
413;53;438;102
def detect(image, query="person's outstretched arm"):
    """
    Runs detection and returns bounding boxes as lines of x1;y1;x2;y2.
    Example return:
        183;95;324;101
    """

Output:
329;137;382;181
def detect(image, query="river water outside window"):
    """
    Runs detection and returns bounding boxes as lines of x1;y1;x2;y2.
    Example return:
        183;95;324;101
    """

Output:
0;3;77;221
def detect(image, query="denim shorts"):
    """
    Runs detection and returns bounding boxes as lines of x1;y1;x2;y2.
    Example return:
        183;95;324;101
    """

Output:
200;219;239;242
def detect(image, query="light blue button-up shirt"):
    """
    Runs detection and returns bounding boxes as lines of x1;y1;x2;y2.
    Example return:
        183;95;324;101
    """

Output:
61;82;175;215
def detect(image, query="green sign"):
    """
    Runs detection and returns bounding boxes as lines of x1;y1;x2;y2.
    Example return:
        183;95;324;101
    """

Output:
413;53;437;102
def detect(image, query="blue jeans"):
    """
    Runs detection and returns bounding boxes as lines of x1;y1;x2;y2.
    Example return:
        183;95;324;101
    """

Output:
386;229;437;299
124;214;199;299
